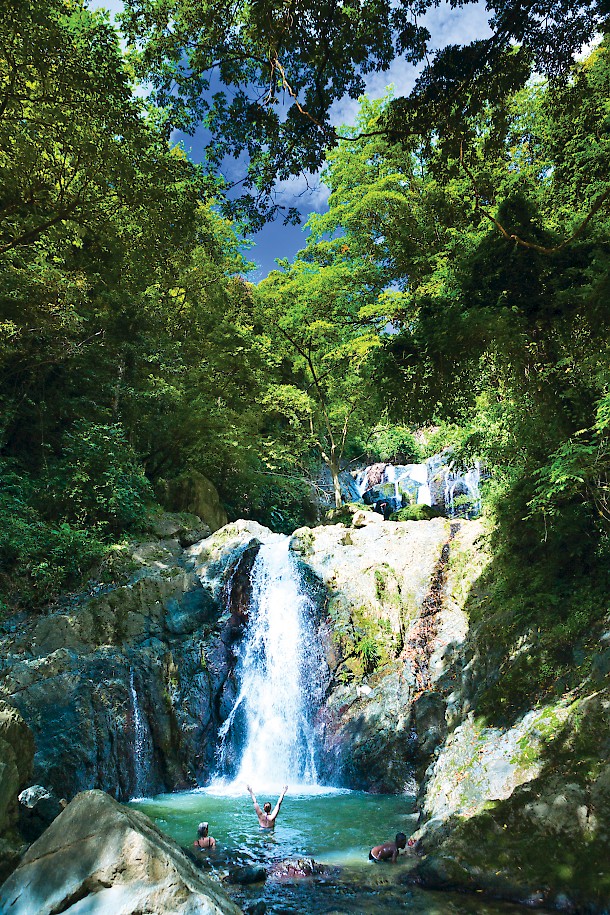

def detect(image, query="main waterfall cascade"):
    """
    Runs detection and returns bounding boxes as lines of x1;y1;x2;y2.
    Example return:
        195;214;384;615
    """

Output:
217;535;326;790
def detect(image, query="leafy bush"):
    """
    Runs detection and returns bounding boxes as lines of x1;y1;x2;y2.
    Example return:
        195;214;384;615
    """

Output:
46;422;152;534
366;425;422;463
0;463;106;611
391;504;445;521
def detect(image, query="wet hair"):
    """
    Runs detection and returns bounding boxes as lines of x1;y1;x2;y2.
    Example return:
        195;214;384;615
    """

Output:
197;822;208;837
396;833;407;848
263;802;272;814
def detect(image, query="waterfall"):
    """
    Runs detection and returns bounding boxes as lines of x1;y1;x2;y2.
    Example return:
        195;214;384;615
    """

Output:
217;535;323;789
129;670;149;798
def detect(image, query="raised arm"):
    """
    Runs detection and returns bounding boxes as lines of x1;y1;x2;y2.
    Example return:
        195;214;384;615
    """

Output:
247;785;263;816
270;785;288;821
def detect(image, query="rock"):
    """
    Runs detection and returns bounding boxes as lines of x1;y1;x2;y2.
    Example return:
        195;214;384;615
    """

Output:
157;471;228;532
0;541;232;800
18;785;63;843
0;790;241;915
294;518;453;788
0;703;34;881
352;509;383;527
412;682;610;911
0;703;34;834
226;864;267;884
269;857;336;879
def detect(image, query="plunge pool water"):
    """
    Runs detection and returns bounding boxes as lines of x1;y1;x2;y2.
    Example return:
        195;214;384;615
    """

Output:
130;786;550;915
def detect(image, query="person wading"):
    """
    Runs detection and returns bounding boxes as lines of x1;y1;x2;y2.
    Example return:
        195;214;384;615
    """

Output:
193;821;216;850
247;785;288;829
369;832;407;862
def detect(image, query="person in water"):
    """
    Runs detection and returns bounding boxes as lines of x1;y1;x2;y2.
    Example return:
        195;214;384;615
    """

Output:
369;832;407;862
193;821;216;850
247;784;288;828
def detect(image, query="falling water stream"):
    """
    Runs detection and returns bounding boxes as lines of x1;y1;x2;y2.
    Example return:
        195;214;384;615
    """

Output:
129;669;148;799
217;534;323;788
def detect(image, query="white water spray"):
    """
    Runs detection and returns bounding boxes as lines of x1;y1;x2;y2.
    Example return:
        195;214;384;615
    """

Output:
217;536;323;790
129;669;149;798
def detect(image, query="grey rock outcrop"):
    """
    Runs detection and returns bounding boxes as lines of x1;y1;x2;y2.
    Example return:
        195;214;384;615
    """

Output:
400;523;610;913
291;517;464;790
0;518;273;807
0;789;241;915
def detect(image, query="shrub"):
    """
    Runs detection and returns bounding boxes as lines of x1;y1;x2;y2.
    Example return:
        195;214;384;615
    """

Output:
391;504;445;521
46;422;152;534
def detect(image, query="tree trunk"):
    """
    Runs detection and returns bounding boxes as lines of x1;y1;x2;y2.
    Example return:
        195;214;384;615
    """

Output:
331;460;342;509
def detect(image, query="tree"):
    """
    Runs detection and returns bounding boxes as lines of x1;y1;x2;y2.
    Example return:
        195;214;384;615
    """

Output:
119;0;609;224
257;246;382;507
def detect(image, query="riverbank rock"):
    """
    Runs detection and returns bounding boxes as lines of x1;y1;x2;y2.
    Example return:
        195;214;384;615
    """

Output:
403;523;610;913
0;703;34;880
0;789;241;915
291;518;470;789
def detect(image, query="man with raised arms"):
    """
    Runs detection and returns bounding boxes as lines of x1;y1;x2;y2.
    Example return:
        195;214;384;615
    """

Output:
247;784;288;829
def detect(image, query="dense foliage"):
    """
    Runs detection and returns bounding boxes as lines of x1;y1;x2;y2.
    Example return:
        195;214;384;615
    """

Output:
0;0;318;609
2;0;610;676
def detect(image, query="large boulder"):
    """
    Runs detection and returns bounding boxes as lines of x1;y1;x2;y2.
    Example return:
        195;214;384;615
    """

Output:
0;703;34;880
0;789;241;914
157;471;228;532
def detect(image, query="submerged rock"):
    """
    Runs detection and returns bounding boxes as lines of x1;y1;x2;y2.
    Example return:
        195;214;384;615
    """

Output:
226;864;267;884
269;857;338;879
0;790;241;915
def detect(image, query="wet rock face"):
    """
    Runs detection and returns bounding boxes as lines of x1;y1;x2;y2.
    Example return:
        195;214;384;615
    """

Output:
0;790;241;915
292;518;459;791
0;519;275;810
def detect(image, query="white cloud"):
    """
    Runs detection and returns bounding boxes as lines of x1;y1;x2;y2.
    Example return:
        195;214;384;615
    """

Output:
272;172;330;213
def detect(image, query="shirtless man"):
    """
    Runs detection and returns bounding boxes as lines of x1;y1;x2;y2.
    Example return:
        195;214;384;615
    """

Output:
369;832;407;862
247;784;288;829
193;821;216;850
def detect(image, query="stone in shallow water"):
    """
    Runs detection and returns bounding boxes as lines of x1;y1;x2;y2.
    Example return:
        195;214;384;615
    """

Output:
226;864;267;884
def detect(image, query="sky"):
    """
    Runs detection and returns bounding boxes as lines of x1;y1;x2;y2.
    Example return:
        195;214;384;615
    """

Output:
92;0;492;277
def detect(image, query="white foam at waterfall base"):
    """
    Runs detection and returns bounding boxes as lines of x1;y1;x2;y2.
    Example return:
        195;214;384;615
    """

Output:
216;535;323;792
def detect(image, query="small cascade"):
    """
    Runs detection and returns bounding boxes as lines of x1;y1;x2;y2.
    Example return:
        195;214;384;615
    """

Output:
352;452;483;517
443;461;482;518
217;536;324;789
129;670;150;798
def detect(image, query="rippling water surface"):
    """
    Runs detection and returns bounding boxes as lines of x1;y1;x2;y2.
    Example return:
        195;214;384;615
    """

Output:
131;786;549;915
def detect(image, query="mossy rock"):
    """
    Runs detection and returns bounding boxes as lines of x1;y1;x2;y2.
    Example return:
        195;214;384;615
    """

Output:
391;504;445;521
324;502;369;526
